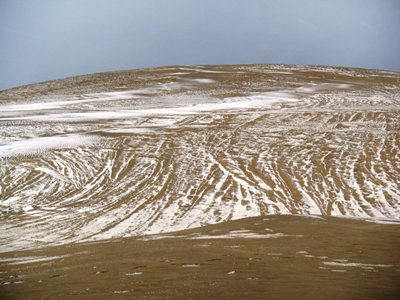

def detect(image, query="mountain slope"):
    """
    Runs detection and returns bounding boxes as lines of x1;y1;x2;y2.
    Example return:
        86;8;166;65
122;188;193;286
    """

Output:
0;64;399;252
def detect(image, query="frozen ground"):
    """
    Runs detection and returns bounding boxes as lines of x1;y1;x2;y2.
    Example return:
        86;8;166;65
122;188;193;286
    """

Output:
0;64;399;252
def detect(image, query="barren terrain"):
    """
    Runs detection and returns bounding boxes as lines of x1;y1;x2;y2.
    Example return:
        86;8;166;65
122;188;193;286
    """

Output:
0;64;399;298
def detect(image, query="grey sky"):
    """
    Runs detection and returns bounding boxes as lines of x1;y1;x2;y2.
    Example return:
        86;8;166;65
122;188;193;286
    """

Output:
1;0;399;90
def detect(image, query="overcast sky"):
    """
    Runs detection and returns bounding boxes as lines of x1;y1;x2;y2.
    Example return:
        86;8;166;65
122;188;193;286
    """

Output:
0;0;399;90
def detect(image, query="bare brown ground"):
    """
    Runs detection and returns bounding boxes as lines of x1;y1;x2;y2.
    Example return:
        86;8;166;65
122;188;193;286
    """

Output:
0;215;399;299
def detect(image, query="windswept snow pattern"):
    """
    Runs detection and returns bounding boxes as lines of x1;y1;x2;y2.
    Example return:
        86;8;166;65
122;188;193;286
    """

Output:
0;64;399;251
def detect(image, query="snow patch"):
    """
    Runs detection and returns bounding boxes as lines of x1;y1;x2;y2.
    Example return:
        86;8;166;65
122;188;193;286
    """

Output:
0;134;99;158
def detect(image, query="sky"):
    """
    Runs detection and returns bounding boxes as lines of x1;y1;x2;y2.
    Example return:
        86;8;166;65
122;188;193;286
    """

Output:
0;0;399;90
